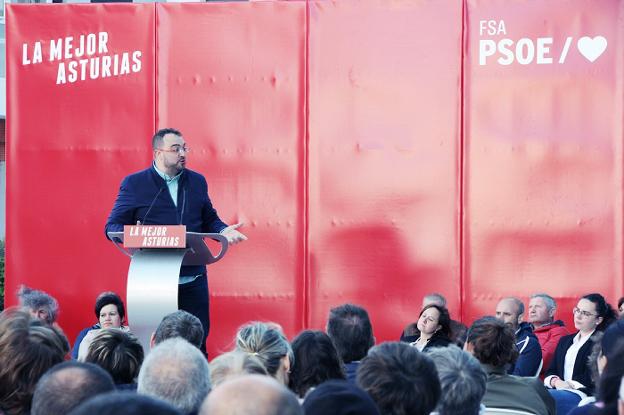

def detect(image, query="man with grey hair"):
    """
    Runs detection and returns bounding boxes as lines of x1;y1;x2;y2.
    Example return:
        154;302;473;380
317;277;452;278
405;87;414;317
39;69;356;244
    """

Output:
427;345;486;415
150;310;204;349
200;374;302;415
18;285;59;325
422;293;447;309
495;297;542;376
528;293;568;377
138;338;211;414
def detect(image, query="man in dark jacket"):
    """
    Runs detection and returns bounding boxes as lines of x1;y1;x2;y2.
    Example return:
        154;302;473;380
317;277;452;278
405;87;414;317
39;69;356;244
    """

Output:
105;128;246;354
496;297;542;376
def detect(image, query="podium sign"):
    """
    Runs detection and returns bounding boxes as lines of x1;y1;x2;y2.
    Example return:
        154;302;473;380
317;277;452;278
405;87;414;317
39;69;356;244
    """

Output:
123;225;186;248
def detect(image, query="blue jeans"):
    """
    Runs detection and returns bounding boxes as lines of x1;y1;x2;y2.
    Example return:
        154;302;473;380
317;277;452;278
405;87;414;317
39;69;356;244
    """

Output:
548;389;582;415
178;273;209;356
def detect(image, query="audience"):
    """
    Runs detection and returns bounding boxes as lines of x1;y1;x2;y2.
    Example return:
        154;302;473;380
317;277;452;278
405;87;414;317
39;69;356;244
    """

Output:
544;293;617;415
288;330;345;398
495;296;542;376
31;361;115;415
618;297;624;318
152;310;204;349
17;285;59;326
235;322;293;385
85;328;144;388
0;308;69;415
138;338;210;415
400;304;452;351
200;374;302;415
72;291;128;360
357;341;440;415
421;293;468;347
465;316;555;415
68;391;182;415
302;379;380;415
427;345;487;415
528;293;569;377
326;303;375;383
209;350;268;387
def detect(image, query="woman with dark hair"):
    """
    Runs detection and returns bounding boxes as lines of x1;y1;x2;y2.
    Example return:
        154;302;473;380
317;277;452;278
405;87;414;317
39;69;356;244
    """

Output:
400;304;452;351
72;291;128;359
544;293;617;415
288;330;345;398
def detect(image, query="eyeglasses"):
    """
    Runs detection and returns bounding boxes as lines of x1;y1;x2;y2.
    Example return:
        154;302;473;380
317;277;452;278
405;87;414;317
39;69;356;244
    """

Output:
158;145;190;154
573;307;597;318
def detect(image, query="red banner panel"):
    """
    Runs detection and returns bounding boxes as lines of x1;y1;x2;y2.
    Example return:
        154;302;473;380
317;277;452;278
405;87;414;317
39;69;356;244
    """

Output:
464;0;624;326
307;0;463;341
156;2;306;354
6;4;156;340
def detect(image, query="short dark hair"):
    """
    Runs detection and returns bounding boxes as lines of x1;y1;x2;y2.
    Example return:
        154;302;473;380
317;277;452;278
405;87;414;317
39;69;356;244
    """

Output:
153;310;204;348
357;342;440;415
403;304;452;339
466;316;518;367
327;304;374;363
31;361;115;415
85;329;144;384
288;330;345;397
0;309;69;415
152;128;182;150
596;342;624;414
582;293;617;331
68;391;182;415
94;292;125;322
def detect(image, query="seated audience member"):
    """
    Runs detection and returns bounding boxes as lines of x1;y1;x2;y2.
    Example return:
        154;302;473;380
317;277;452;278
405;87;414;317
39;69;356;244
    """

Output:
618;297;624;318
326;304;375;383
544;293;617;415
495;296;542;376
85;328;144;389
152;310;204;349
529;293;569;377
400;304;452;351
357;342;440;415
421;293;469;347
72;291;128;359
138;338;210;415
235;322;294;385
200;374;302;415
302;379;380;415
31;361;115;415
288;330;345;398
465;316;555;415
17;285;59;326
68;391;182;415
209;350;268;387
427;345;487;415
0;308;69;415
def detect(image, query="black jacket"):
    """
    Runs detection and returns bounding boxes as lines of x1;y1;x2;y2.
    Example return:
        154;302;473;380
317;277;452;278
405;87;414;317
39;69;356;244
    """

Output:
545;331;600;395
399;330;451;351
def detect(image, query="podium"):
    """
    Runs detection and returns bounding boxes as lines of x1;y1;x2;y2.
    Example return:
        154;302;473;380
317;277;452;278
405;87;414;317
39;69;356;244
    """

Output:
107;230;228;351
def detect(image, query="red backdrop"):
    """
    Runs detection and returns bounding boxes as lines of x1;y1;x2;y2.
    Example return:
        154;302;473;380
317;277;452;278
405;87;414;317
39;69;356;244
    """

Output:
5;0;624;356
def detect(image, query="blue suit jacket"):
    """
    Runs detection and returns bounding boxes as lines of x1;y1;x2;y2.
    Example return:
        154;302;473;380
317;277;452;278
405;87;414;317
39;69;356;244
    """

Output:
105;166;228;275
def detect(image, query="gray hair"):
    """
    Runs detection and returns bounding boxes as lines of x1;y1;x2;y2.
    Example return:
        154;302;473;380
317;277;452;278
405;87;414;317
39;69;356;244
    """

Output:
501;297;525;317
209;350;268;387
530;293;557;311
153;310;204;348
17;286;59;325
138;338;210;414
427;345;487;415
424;293;447;308
235;322;294;379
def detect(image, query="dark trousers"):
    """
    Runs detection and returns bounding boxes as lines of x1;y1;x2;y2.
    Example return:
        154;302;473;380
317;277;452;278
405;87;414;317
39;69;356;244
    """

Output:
178;274;209;356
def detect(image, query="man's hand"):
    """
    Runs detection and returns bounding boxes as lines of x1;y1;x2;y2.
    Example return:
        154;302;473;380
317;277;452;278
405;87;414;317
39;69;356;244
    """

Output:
220;223;248;245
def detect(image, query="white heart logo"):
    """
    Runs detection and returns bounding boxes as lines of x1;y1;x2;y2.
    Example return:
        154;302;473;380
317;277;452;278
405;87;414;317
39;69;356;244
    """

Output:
577;36;607;62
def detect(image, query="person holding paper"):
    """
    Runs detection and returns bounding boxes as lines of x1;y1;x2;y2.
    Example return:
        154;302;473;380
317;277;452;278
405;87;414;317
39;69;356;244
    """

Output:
105;128;247;354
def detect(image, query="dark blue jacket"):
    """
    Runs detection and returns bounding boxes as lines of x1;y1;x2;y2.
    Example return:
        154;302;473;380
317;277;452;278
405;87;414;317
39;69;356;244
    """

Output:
510;322;543;377
105;166;228;275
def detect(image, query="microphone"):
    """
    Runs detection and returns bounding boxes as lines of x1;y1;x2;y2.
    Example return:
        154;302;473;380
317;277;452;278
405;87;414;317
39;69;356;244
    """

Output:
139;187;164;225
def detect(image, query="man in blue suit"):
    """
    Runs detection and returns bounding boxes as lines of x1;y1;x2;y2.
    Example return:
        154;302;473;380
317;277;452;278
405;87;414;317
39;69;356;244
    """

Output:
105;128;246;354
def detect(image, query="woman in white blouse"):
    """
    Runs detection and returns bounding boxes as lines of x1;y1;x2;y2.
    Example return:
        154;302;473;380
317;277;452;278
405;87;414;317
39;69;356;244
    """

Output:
544;293;617;415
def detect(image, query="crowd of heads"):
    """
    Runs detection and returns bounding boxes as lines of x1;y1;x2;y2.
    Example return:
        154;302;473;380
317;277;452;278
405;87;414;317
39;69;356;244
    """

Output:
1;286;624;415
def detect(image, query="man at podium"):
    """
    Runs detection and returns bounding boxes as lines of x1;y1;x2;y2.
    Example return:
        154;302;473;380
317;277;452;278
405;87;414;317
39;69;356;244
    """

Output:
105;128;247;354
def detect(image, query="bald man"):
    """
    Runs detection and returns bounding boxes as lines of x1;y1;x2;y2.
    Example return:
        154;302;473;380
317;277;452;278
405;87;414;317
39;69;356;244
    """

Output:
200;375;302;415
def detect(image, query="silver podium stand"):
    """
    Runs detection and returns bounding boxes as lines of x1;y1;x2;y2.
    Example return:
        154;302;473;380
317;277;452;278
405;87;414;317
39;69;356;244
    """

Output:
107;231;228;351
